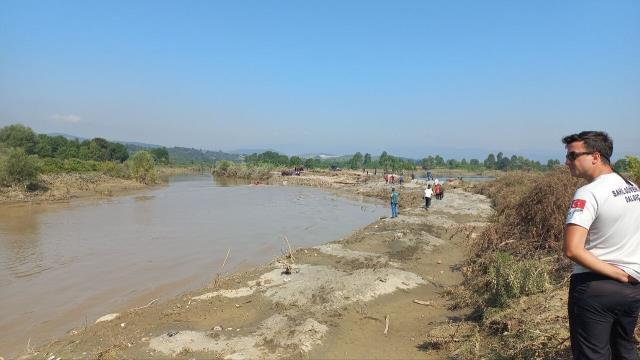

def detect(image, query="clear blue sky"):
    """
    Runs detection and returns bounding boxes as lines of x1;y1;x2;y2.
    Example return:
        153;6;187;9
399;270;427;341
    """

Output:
1;0;638;161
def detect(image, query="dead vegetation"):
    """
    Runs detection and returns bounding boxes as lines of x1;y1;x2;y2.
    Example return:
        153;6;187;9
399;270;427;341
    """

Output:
432;168;640;358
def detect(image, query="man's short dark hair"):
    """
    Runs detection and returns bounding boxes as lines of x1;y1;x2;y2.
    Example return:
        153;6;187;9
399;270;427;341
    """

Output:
562;131;613;164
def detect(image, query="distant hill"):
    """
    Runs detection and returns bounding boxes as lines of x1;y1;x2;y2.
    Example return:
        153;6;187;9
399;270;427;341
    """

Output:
124;143;241;164
119;140;163;149
45;134;240;164
47;132;87;142
228;148;276;155
298;153;340;160
166;147;241;164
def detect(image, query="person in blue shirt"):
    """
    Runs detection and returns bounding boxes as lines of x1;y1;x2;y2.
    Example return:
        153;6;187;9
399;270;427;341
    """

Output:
390;187;399;218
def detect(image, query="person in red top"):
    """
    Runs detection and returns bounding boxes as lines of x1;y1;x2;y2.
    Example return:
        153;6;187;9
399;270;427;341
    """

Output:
434;183;442;200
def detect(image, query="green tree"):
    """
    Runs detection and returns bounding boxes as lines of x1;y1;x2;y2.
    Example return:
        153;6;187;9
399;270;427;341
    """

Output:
0;147;40;185
614;158;628;172
349;152;364;170
627;156;640;184
127;151;157;184
289;156;304;167
496;156;511;170
484;153;496;169
0;124;38;154
420;156;434;170
379;151;391;171
363;153;372;167
246;151;289;166
35;134;55;157
547;159;561;169
56;140;80;159
108;143;130;162
304;157;320;169
149;147;169;164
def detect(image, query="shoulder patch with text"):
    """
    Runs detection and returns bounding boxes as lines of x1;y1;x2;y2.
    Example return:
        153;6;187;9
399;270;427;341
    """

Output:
570;199;586;211
566;198;586;223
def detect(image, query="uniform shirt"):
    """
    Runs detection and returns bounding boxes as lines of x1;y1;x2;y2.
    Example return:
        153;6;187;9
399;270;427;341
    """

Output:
565;173;640;279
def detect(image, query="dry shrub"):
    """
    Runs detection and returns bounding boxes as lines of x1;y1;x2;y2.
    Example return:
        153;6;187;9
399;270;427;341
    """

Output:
443;168;588;358
212;161;273;180
472;167;584;265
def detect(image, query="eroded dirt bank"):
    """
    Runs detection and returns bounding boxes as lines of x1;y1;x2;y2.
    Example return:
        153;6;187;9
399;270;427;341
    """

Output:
0;167;203;204
18;171;493;359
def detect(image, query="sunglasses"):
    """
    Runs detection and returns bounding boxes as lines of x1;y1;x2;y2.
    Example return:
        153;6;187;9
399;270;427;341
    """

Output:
565;151;594;161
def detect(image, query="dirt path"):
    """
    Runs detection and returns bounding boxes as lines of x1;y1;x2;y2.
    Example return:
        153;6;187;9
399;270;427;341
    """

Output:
18;171;493;360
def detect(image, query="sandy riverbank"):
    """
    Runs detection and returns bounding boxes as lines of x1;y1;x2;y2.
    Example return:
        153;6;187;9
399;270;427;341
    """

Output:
16;170;493;359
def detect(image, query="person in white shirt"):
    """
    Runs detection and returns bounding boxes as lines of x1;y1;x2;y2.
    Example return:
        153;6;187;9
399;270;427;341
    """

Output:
424;185;433;210
562;131;640;359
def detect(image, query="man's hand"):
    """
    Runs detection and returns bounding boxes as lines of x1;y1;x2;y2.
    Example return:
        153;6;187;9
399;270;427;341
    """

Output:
564;224;631;282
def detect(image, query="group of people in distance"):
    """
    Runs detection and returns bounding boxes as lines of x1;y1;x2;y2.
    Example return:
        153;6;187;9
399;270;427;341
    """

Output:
388;176;444;219
383;173;404;185
388;131;640;359
423;181;443;210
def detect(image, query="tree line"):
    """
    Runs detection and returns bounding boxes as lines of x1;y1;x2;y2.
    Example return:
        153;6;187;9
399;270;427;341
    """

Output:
243;150;559;172
0;123;165;186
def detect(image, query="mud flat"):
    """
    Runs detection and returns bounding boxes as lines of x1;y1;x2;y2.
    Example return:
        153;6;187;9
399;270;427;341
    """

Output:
17;171;493;359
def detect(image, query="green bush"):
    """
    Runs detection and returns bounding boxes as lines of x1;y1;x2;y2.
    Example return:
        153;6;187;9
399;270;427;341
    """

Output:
489;252;550;307
127;151;156;184
0;124;38;154
0;147;41;185
39;158;101;173
627;155;640;185
99;161;128;178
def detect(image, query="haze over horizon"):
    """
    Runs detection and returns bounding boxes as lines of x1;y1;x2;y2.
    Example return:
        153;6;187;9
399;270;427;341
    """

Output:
1;0;638;162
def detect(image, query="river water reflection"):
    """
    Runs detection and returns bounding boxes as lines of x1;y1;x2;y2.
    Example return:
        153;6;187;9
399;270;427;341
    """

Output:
0;175;386;356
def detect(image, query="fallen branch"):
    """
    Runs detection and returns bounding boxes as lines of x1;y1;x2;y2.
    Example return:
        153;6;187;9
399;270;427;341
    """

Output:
212;248;231;287
555;336;570;348
220;248;231;272
384;314;390;335
131;298;158;311
413;299;433;306
283;236;294;260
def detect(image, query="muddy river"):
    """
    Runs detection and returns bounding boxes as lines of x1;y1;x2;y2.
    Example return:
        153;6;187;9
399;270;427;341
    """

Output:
0;175;386;357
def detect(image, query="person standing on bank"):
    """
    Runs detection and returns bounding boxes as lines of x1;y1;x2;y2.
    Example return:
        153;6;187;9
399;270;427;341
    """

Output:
390;187;399;218
424;184;433;210
562;131;640;359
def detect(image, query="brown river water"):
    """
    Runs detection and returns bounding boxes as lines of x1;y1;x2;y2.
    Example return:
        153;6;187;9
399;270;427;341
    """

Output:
0;175;386;357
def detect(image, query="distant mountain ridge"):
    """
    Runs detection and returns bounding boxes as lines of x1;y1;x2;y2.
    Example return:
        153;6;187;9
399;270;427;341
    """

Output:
47;132;87;142
46;132;241;164
124;144;241;164
227;148;276;155
298;153;340;159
